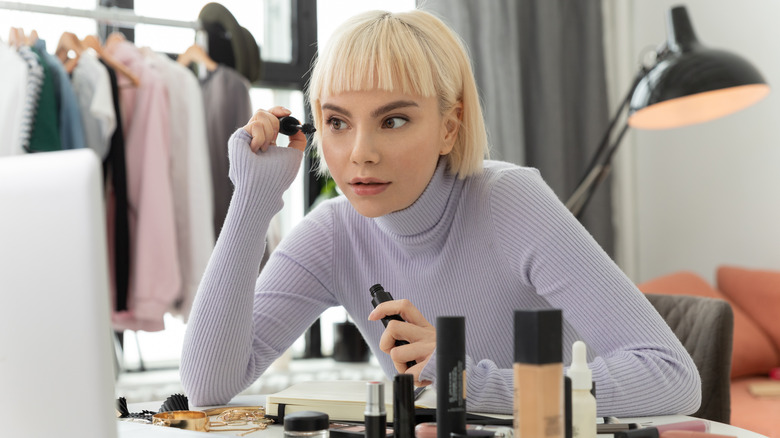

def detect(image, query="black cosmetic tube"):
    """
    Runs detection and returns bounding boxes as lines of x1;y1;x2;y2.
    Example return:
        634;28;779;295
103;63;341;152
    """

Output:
436;316;466;438
394;374;415;438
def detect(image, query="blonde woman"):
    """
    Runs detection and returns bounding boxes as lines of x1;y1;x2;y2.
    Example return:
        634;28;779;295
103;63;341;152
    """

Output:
181;9;700;416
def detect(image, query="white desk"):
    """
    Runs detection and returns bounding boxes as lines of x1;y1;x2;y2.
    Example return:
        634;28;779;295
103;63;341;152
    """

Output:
119;396;768;438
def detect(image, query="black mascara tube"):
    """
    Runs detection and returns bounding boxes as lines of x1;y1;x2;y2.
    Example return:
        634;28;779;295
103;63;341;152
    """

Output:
370;283;416;368
365;381;387;438
436;316;466;438
394;374;415;438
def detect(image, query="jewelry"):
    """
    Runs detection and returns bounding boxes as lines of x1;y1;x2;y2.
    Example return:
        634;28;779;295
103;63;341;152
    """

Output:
152;410;209;432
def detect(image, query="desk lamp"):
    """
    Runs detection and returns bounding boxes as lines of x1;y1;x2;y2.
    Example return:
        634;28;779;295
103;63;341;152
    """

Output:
566;5;770;218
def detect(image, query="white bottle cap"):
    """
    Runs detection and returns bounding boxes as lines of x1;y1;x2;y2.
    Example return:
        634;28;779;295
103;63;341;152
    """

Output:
567;340;592;391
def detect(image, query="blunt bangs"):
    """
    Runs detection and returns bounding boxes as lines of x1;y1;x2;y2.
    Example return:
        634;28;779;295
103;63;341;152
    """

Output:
313;11;438;100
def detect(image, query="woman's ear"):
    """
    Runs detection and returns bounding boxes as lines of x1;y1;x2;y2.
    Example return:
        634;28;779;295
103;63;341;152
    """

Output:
439;102;463;155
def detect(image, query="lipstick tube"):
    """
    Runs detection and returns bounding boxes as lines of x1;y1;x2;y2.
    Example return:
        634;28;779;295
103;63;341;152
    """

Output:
365;381;386;438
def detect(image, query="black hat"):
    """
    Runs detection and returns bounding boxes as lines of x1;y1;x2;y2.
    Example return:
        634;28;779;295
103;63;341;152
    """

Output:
198;2;261;82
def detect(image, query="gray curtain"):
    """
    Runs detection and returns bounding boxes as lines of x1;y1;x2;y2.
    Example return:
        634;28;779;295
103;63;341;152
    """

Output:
419;0;614;255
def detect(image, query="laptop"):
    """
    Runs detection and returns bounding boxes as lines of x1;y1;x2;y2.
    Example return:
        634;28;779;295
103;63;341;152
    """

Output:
0;149;117;438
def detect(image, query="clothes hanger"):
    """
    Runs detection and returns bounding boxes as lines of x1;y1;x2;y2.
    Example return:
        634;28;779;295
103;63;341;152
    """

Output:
55;31;84;73
177;43;218;75
82;34;140;87
25;29;38;47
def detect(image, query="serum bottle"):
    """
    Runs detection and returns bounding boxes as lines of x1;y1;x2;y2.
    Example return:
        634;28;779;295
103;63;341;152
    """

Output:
513;309;564;438
567;341;596;438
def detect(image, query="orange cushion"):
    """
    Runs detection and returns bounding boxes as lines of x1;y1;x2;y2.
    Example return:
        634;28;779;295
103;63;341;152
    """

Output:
718;266;780;357
638;271;780;378
730;377;780;437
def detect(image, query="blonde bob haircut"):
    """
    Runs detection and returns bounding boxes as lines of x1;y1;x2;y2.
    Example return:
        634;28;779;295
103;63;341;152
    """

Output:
307;9;489;179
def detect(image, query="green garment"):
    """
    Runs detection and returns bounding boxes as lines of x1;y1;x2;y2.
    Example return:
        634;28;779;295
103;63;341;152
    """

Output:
28;47;61;152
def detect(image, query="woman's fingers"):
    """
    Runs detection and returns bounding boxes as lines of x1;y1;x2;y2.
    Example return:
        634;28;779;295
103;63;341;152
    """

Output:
368;299;431;328
243;106;308;153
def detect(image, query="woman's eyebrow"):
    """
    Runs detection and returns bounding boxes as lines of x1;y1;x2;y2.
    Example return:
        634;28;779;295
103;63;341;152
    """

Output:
370;100;418;118
321;103;351;117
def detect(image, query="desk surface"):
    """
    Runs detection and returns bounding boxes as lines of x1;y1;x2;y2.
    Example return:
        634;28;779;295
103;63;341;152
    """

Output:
119;395;768;438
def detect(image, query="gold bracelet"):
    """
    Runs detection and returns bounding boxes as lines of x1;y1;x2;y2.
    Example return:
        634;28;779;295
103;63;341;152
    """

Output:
152;410;209;432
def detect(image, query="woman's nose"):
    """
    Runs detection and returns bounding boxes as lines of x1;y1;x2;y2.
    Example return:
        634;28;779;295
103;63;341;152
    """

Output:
349;129;380;164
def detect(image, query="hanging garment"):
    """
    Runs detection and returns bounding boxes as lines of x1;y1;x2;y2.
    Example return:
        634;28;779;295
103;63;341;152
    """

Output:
105;39;179;332
143;48;215;321
33;39;86;150
71;49;116;160
0;42;28;156
27;45;61;152
101;60;131;314
16;46;44;153
200;65;252;238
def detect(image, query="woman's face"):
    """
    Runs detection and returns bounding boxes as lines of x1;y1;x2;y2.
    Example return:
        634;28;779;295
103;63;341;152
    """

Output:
320;89;459;218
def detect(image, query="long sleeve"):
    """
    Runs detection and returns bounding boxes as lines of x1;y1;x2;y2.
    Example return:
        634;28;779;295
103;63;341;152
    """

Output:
443;167;701;416
180;129;304;406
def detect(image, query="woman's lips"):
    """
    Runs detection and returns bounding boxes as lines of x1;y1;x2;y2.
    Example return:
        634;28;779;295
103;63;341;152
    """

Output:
349;178;390;196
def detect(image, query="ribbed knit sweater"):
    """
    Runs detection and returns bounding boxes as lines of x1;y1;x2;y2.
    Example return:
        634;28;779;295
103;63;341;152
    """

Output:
181;129;701;416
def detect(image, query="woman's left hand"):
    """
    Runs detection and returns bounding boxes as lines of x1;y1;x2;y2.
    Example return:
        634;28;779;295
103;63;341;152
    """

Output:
368;299;435;386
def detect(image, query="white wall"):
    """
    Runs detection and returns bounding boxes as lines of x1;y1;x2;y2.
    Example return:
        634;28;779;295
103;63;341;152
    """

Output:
612;0;780;284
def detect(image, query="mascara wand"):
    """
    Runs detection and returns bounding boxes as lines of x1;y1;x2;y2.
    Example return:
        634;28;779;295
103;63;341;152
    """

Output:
278;116;316;136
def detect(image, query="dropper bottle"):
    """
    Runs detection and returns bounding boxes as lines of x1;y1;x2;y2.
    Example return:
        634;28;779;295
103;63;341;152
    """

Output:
567;341;597;438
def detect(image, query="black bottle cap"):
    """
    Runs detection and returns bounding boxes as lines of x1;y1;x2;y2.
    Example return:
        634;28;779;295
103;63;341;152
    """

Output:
514;309;562;364
283;411;329;432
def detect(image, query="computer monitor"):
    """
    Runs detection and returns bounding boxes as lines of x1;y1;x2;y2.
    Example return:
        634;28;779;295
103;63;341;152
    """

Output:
0;149;118;438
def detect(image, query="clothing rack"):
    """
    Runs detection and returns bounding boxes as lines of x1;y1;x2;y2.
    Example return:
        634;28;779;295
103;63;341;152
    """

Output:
0;1;200;29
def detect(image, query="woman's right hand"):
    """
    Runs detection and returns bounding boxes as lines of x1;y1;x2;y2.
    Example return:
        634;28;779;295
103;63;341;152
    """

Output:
243;106;307;153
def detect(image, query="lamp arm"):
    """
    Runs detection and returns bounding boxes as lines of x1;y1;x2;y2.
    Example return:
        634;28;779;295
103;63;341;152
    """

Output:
565;66;647;217
567;123;630;218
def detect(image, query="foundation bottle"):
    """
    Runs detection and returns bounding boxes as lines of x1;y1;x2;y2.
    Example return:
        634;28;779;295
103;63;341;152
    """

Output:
513;309;564;438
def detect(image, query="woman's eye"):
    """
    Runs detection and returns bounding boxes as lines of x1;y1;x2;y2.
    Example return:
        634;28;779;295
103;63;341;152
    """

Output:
383;117;408;129
327;117;347;130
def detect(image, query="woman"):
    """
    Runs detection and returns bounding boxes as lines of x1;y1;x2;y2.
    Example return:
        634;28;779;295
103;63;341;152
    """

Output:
181;9;701;416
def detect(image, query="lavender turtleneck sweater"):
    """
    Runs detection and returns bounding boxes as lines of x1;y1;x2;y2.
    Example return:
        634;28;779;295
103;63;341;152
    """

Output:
181;128;701;416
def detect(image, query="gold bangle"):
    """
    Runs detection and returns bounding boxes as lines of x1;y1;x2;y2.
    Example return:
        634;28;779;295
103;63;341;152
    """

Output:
152;410;209;432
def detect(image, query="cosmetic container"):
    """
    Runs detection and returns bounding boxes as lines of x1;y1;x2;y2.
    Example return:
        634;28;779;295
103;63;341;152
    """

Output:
567;341;596;438
394;374;415;438
513;309;564;438
365;381;387;438
437;316;467;438
284;411;330;438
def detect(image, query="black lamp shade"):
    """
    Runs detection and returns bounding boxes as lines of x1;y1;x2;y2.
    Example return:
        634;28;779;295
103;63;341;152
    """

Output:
628;6;769;130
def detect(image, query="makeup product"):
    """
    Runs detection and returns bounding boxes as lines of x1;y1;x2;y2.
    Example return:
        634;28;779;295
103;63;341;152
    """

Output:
370;284;416;368
655;420;709;434
284;411;330;438
564;376;572;438
567;341;596;438
394;374;415;438
330;422;394;438
513;309;564;438
278;116;316;136
614;428;660;438
437;316;467;438
597;422;640;434
415;423;513;438
365;381;387;438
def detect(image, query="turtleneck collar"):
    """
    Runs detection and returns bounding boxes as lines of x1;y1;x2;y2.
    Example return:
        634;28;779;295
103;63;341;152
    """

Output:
373;158;462;240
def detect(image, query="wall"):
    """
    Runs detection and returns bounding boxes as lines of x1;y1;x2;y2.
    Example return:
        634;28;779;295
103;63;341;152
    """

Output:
612;0;780;284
